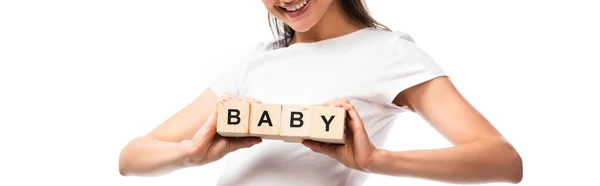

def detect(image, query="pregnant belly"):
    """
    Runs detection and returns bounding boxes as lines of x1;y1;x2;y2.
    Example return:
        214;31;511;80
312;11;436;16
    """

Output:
216;140;349;186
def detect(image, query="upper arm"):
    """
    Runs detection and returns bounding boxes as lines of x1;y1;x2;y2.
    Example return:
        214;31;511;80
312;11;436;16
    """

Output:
147;88;219;142
393;76;504;145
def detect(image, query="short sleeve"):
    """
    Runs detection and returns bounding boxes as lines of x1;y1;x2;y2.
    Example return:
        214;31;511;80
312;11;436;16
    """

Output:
372;32;448;105
209;41;272;97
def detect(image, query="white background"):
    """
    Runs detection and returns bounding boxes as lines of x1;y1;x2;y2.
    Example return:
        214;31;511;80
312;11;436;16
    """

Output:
1;0;599;185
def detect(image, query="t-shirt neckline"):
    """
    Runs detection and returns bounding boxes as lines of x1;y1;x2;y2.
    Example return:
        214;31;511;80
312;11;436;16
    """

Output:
286;27;373;48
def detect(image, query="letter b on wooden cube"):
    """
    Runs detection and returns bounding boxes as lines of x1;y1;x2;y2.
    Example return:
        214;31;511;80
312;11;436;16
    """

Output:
217;101;250;137
249;103;282;139
280;105;311;142
310;106;346;144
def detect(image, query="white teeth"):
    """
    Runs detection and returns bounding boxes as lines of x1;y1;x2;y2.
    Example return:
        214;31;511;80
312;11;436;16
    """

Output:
284;0;308;12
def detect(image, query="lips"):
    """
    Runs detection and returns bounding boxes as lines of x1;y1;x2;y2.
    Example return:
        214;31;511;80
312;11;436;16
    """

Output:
278;0;310;19
280;0;309;12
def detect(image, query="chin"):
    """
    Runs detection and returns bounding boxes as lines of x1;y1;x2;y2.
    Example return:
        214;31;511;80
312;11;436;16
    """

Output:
288;22;315;33
286;13;322;33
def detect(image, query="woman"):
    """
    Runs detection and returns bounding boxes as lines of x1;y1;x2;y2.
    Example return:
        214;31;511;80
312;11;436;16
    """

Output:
118;0;523;185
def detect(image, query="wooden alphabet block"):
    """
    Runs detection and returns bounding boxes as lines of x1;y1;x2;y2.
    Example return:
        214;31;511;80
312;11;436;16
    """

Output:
249;103;282;139
279;105;312;143
310;106;346;144
216;101;250;137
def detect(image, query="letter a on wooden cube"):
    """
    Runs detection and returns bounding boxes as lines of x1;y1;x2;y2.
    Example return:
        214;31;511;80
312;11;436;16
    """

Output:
216;100;250;137
279;105;311;143
310;106;346;144
249;103;282;139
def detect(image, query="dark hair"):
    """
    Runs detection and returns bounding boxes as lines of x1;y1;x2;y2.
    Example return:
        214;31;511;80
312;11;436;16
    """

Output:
268;0;390;49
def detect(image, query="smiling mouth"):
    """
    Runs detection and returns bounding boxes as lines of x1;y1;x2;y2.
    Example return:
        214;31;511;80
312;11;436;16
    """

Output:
279;0;309;12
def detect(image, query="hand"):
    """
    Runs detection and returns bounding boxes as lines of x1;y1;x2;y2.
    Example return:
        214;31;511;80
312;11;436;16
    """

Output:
179;94;262;166
302;98;382;172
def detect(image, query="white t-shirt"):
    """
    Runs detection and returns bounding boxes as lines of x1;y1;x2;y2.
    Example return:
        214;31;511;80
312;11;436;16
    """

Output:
209;27;447;186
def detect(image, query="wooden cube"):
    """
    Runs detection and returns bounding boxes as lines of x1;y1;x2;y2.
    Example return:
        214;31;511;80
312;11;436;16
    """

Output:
279;105;312;143
249;103;282;139
216;100;250;137
310;106;346;144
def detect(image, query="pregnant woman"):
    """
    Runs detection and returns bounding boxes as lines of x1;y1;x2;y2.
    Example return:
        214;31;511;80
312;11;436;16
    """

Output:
118;0;523;185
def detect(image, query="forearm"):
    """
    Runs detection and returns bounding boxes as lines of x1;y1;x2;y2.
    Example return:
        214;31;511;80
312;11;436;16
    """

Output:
369;138;523;184
119;136;189;177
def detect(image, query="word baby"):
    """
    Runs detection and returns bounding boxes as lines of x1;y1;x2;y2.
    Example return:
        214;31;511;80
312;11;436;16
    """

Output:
216;100;346;144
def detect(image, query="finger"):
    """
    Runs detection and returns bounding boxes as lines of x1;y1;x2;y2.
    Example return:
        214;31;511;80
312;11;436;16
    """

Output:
220;93;242;102
322;98;343;106
331;102;369;139
228;96;242;102
216;93;232;102
239;96;261;103
301;140;337;158
221;93;233;101
192;109;218;142
339;98;351;104
341;103;365;135
323;98;352;107
338;103;375;152
331;103;359;125
225;137;262;152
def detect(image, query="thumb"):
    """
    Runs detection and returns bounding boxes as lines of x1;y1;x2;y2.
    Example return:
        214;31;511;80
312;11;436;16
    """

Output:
192;109;218;143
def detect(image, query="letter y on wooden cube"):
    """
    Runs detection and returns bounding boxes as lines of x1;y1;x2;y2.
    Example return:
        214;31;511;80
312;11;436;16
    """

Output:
310;106;346;144
249;103;282;139
216;101;250;137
